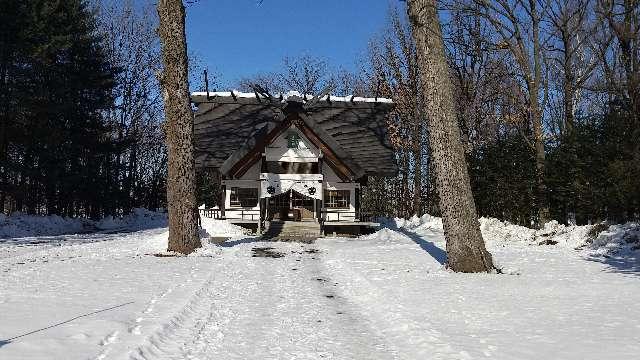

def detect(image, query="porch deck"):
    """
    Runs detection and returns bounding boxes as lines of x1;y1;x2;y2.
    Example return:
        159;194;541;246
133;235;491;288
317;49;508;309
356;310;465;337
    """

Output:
198;208;381;236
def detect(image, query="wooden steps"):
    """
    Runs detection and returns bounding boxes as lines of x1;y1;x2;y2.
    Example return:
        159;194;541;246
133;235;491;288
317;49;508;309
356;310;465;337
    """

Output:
262;220;321;243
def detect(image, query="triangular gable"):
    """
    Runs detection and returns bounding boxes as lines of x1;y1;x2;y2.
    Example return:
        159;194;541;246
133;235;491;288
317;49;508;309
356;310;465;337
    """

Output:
295;113;365;179
222;113;364;181
265;124;320;163
219;116;288;177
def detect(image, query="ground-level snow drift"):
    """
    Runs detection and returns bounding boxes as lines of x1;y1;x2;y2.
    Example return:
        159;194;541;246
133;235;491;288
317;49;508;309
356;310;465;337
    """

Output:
0;208;167;239
1;220;639;359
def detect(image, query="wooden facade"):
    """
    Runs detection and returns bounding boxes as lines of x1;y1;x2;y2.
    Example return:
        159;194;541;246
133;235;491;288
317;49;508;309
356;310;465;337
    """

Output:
192;91;397;234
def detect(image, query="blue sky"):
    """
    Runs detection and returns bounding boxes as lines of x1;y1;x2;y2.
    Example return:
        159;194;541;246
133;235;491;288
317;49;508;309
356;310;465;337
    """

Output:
184;0;402;88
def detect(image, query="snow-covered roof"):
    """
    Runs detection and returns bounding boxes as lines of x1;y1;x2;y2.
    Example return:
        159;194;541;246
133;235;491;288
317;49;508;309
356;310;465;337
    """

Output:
192;90;397;177
190;90;393;104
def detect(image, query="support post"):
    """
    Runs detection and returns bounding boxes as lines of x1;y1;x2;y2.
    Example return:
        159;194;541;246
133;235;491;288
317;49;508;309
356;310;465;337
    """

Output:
355;186;361;221
317;180;324;234
259;197;266;235
220;184;226;219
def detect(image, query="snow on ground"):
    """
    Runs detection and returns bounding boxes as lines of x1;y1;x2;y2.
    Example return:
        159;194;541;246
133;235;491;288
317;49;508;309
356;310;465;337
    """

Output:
0;215;639;359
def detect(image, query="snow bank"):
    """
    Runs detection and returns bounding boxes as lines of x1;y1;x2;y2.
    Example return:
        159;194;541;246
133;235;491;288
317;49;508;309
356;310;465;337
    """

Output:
0;212;92;238
0;208;167;239
199;217;249;238
96;208;167;232
358;227;410;245
479;218;593;248
587;222;640;257
389;213;639;255
391;214;442;232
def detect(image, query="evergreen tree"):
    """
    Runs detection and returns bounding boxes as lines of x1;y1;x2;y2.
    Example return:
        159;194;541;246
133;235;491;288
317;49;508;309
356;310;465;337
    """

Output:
0;0;116;217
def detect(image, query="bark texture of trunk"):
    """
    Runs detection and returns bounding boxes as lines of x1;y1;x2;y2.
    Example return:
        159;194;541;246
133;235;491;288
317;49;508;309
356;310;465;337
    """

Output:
157;0;200;254
407;0;493;272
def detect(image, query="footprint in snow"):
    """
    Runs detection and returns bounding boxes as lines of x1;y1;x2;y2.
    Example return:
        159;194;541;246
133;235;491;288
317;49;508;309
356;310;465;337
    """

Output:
94;348;110;360
69;333;89;340
99;331;119;346
129;325;142;335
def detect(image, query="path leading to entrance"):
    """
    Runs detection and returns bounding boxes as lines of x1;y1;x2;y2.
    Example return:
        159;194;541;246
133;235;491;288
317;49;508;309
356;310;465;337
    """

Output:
131;241;399;359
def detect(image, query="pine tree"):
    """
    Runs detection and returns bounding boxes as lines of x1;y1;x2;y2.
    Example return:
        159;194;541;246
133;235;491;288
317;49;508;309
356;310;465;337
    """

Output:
406;0;493;272
1;0;116;216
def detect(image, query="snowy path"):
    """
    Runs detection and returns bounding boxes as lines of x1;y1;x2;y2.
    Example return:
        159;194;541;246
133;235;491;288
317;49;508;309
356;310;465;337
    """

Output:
132;242;397;360
1;226;639;359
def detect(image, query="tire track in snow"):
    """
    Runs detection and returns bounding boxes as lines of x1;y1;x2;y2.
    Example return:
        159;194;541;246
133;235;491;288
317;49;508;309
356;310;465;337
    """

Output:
129;242;399;360
128;263;222;360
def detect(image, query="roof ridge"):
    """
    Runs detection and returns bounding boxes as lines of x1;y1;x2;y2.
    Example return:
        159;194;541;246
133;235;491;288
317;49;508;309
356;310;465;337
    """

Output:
191;90;393;104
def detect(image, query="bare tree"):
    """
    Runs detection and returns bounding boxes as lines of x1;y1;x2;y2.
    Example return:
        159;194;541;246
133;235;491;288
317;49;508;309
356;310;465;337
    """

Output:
157;0;200;254
594;0;640;121
463;0;552;225
407;0;494;272
366;8;428;217
546;0;599;134
98;0;167;214
445;2;516;149
239;55;335;95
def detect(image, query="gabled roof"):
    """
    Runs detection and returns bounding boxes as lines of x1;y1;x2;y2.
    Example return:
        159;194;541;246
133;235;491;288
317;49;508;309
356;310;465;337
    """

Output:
192;91;398;178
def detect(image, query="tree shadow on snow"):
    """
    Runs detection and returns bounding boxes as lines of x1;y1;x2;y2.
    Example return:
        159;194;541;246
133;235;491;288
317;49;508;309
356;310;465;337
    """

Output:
584;254;640;277
0;301;134;346
398;228;447;265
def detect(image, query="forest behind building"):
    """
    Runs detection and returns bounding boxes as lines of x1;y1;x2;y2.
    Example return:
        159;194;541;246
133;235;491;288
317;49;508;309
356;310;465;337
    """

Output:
1;0;639;228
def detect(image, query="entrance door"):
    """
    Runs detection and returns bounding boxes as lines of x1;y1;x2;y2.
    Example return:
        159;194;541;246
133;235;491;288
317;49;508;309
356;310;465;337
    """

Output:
266;190;315;221
267;191;290;221
291;190;315;220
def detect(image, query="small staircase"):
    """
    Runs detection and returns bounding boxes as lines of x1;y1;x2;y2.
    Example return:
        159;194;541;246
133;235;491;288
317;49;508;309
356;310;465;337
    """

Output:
262;220;322;242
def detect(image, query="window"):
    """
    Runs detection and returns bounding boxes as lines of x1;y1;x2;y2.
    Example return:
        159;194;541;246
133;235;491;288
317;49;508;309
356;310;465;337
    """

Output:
324;190;350;209
286;133;300;149
230;187;258;208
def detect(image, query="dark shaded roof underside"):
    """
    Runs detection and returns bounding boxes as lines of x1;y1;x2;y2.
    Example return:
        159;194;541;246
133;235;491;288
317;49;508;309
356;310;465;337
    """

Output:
193;96;398;177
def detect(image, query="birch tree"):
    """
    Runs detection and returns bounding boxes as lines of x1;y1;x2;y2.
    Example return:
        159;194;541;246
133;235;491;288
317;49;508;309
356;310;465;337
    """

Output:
157;0;200;254
407;0;494;272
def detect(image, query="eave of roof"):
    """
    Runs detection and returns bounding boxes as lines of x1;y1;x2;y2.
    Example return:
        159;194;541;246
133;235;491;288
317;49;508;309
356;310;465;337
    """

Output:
191;90;394;105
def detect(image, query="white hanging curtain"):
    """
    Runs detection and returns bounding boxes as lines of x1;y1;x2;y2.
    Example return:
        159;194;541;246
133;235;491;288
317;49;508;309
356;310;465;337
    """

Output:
261;178;322;200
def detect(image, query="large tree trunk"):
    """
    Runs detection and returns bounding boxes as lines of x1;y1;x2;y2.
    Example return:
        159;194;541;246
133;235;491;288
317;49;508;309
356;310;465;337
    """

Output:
157;0;200;254
407;0;493;272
